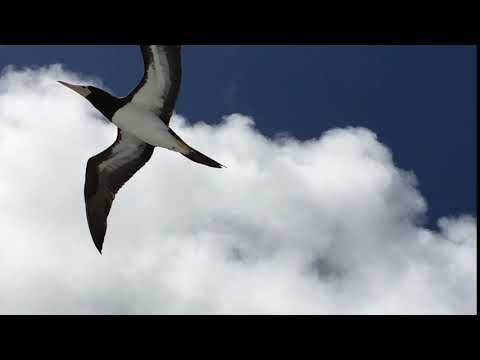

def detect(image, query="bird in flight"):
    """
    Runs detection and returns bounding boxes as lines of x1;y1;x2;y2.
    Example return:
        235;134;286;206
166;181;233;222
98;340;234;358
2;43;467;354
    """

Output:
58;45;224;254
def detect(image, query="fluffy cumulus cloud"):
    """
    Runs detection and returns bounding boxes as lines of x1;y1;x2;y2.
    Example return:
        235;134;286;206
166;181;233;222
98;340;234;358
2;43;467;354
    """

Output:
0;65;476;314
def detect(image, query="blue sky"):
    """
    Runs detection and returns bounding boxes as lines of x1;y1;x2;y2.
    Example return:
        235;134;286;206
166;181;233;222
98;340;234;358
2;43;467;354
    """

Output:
2;45;475;229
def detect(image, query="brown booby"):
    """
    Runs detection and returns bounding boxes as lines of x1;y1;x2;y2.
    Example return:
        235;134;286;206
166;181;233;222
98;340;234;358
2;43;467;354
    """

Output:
58;45;224;254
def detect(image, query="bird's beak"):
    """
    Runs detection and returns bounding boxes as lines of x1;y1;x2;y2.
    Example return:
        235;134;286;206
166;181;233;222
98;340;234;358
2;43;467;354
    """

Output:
58;81;88;97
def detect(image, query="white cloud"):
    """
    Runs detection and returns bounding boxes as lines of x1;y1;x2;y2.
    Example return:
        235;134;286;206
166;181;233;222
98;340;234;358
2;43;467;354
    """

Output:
0;65;476;314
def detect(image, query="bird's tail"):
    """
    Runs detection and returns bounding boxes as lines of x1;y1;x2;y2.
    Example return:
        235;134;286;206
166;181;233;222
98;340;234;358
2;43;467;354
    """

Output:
168;128;225;168
182;146;225;168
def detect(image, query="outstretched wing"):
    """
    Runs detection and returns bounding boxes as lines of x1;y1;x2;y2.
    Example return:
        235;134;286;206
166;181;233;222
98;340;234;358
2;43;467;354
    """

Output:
127;45;182;126
84;129;155;253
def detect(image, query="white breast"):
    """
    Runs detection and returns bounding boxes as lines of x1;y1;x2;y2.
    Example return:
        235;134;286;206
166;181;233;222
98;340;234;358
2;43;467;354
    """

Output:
112;104;177;150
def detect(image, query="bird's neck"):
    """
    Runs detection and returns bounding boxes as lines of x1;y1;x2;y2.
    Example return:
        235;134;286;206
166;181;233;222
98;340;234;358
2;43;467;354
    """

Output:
90;93;124;121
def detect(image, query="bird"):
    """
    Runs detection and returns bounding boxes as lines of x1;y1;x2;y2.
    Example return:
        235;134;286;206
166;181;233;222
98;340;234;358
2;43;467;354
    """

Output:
58;45;224;254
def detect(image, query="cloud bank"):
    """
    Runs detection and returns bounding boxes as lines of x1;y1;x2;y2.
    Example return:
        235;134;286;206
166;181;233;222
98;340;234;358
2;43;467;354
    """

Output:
0;65;476;314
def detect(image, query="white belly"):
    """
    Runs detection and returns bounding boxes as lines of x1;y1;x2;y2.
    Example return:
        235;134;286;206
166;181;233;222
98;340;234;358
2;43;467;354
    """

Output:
112;104;179;150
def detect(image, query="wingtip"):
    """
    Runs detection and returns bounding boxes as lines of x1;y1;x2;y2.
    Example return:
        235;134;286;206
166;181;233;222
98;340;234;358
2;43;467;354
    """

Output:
94;241;104;255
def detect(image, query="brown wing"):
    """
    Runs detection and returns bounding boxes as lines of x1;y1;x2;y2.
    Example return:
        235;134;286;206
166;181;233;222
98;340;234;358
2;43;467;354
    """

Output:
84;129;155;253
127;45;182;126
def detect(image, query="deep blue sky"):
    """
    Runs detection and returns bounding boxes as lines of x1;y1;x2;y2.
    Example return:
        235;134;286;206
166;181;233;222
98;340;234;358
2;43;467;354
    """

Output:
1;45;476;228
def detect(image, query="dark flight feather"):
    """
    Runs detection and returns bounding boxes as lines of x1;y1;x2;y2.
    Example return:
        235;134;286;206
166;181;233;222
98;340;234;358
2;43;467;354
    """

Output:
84;129;154;253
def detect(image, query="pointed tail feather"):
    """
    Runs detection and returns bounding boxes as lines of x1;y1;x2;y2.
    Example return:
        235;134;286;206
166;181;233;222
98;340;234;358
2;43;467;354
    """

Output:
182;148;225;168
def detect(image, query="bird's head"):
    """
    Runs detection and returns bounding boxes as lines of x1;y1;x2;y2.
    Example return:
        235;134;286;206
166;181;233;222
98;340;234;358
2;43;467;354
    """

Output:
58;81;94;98
58;81;118;121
